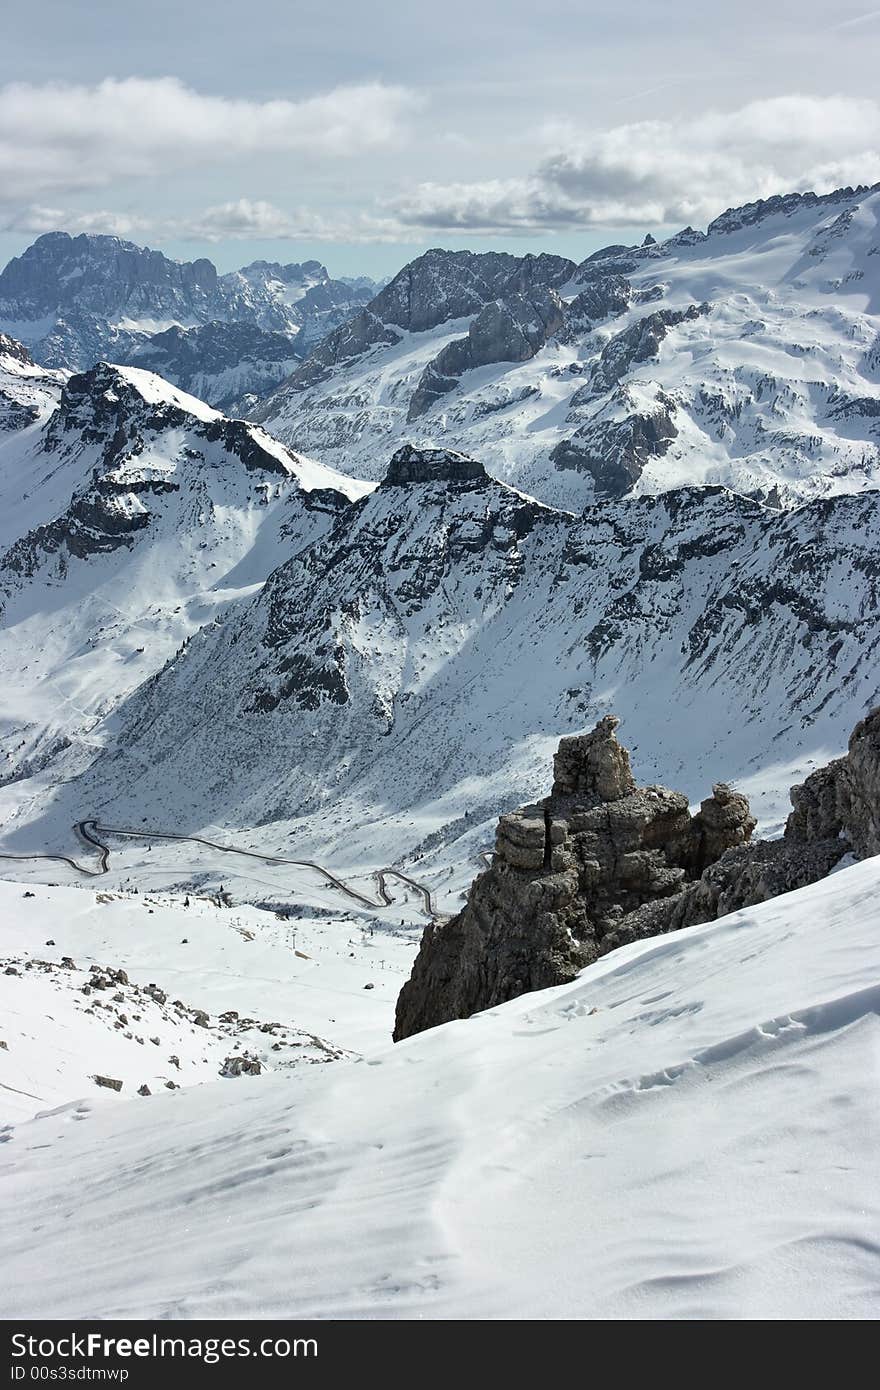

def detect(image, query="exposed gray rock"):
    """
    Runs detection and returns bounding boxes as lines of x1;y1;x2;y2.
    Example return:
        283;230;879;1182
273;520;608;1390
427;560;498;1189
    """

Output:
0;232;376;394
371;248;574;336
0;333;33;366
220;1054;262;1077
92;1074;123;1091
551;396;679;499
381;445;487;487
422;706;878;978
706;184;879;237
402;709;880;1001
393;716;755;1040
263;249;576;411
587;304;710;397
787;707;880;857
282;310;402;392
599;834;846;954
551;716;635;800
566;275;633;331
407;289;566;420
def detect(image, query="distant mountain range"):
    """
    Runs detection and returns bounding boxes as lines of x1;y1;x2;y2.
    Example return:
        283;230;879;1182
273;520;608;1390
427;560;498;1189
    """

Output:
0;232;381;410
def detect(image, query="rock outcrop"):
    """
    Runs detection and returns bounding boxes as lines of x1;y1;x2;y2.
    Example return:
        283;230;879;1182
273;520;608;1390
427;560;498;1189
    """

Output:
407;289;567;420
393;715;755;1040
395;710;880;1040
602;708;880;954
381;444;487;487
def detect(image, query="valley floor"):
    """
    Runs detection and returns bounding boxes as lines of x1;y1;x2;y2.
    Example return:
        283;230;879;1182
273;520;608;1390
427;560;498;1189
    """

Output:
1;856;878;1319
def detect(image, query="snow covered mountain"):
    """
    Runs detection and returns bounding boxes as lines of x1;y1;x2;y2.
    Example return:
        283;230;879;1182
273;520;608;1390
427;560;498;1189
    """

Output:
3;854;878;1319
119;320;300;415
10;442;874;908
0;357;369;796
256;183;880;512
0;333;66;435
3;187;880;921
0;233;378;407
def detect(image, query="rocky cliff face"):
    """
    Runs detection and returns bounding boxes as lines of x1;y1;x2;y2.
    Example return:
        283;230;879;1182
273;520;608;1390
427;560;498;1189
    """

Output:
394;709;880;1039
381;444;487;486
407;288;567;421
393;716;754;1039
602;709;880;953
368;249;574;336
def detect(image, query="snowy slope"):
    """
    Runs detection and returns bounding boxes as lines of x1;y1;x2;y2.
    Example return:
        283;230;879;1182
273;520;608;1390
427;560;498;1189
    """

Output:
257;184;880;511
0;360;371;792
0;878;419;1125
2;855;878;1320
0;334;66;436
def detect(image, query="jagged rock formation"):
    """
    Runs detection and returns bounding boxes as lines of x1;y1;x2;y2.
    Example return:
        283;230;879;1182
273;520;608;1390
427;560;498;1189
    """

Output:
395;709;880;1039
369;249;574;336
603;708;880;954
787;708;880;857
579;303;711;399
551;392;679;498
393;716;755;1039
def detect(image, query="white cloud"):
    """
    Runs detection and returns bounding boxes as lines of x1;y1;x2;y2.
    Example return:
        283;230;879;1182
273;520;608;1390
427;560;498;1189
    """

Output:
389;95;880;233
0;77;419;202
182;199;345;242
6;93;878;250
2;198;411;246
3;205;155;237
171;199;407;244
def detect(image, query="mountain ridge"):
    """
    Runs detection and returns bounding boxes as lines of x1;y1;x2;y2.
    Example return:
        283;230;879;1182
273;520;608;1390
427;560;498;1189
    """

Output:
255;181;880;514
0;231;380;408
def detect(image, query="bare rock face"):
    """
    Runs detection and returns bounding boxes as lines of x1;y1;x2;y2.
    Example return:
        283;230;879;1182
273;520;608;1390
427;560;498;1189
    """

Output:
381;445;487;487
396;710;880;1039
590;710;880;956
786;708;880;857
393;715;755;1040
551;715;636;800
407;288;567;421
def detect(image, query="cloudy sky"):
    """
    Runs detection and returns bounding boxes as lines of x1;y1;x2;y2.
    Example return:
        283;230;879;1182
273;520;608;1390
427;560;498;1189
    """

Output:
2;0;879;278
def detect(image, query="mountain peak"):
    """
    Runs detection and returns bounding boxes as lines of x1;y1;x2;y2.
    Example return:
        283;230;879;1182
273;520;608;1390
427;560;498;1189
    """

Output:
63;360;221;424
381;444;488;486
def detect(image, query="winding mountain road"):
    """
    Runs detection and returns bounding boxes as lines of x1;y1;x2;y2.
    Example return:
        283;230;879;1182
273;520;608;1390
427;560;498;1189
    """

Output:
1;819;436;918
